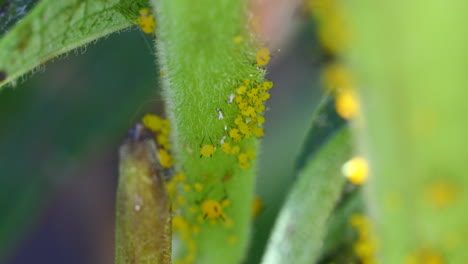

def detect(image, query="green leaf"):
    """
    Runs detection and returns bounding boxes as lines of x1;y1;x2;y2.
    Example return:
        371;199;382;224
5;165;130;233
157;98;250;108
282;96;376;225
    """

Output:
319;191;363;263
261;126;352;264
0;0;149;89
295;93;346;172
345;0;468;263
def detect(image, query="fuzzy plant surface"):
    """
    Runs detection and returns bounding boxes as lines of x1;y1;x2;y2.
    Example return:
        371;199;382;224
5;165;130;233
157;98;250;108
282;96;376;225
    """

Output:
0;0;150;89
343;0;468;263
151;0;269;263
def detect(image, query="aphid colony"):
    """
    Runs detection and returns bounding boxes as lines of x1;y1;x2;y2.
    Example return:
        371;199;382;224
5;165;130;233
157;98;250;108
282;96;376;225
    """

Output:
349;214;378;263
141;114;236;264
137;8;156;34
139;44;272;263
200;78;273;169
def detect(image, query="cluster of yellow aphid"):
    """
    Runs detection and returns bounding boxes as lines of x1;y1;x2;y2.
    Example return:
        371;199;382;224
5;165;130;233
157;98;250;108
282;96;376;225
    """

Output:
140;45;272;263
221;79;272;168
137;8;156;34
349;214;379;264
166;170;236;264
142;114;173;168
199;46;273;170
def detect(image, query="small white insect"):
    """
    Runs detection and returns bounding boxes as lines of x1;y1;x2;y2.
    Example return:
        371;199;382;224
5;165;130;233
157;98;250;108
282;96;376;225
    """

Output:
216;108;224;120
228;94;235;104
220;135;226;145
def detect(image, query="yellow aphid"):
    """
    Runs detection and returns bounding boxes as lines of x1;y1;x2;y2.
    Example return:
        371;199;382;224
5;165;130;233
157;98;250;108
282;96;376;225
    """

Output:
221;142;232;153
342;156;369;185
256;47;271;66
157;149;173;168
235;96;243;104
173;172;186;182
156;134;170;149
238;102;248;111
238;122;250;135
230;145;240;154
234;116;244;125
256;116;265;124
194;183;203;192
161;119;171;135
335;91;359;120
142;113;163;132
236;85;247;95
201;144;216;157
172;215;189;231
242;106;257;117
137;8;156;34
201;200;225;220
229;128;241;141
262;81;273;90
247;88;259;98
251;197;263;219
255;104;266;113
233;35;243;44
239;161;251;169
259;92;270;102
251;126;264;137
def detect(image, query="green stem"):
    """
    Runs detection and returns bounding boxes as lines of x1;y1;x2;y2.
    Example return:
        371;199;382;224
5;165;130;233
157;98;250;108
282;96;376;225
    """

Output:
152;0;266;263
116;131;171;264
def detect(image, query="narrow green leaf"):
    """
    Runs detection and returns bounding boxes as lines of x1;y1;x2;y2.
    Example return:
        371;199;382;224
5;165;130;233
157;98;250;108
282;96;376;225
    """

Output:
320;191;362;260
261;127;352;264
0;0;149;89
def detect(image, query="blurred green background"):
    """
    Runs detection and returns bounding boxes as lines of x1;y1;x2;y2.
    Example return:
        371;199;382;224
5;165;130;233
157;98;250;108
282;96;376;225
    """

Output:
0;17;326;264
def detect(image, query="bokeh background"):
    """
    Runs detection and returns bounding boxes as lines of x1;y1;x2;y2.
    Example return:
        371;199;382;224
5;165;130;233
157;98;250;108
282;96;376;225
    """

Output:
0;3;329;263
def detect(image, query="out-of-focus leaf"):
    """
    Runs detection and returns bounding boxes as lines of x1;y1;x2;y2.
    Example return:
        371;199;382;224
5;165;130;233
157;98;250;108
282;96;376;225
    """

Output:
0;30;158;261
260;94;350;264
0;0;150;89
261;127;352;264
295;94;346;172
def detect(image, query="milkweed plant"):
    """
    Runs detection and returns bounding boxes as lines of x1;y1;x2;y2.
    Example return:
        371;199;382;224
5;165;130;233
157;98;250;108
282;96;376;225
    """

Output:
0;0;466;263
